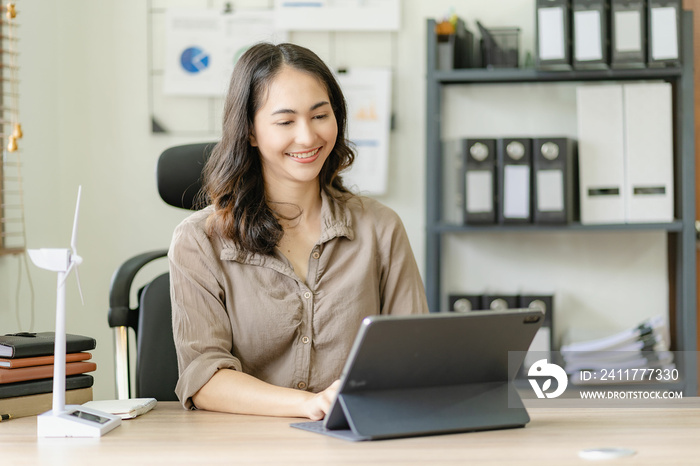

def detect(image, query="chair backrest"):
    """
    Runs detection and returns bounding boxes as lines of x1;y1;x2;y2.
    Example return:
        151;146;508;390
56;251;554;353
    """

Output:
109;142;215;401
157;142;215;210
135;273;179;401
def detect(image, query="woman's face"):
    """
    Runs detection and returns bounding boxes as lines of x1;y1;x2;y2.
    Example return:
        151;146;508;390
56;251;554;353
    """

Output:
250;65;338;188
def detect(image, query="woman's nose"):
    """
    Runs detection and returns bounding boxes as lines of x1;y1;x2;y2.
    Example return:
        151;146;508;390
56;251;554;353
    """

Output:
295;120;315;146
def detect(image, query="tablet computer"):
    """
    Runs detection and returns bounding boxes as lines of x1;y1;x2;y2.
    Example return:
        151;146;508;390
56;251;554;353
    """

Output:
291;308;543;441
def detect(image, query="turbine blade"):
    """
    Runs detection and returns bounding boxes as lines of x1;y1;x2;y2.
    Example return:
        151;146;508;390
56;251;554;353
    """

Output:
59;260;84;305
58;261;75;289
70;185;82;253
74;266;84;306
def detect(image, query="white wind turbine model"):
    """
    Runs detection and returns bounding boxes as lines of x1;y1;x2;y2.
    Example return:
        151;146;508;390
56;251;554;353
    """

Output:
28;186;121;437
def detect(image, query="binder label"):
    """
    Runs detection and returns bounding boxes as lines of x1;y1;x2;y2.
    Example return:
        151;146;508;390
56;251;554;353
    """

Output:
466;171;493;213
615;10;642;52
538;7;566;60
574;10;603;61
588;187;621;196
651;7;679;60
503;165;530;219
633;187;666;195
537;170;564;212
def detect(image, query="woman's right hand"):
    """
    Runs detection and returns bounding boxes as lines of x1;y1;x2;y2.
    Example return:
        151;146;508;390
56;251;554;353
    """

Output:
192;369;343;420
302;379;341;421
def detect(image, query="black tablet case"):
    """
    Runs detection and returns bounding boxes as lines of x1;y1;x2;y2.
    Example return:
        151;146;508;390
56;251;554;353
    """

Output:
291;309;543;441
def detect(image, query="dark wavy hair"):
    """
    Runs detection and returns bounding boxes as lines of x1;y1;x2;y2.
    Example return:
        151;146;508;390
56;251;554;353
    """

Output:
202;43;355;255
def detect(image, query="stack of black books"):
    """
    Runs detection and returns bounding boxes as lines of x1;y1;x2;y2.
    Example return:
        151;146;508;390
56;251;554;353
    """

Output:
0;332;97;418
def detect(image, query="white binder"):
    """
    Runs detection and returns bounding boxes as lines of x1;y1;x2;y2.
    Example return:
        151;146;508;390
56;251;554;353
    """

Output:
576;84;626;224
623;82;674;222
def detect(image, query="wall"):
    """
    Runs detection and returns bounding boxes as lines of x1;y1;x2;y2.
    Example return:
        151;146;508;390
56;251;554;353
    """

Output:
0;0;669;400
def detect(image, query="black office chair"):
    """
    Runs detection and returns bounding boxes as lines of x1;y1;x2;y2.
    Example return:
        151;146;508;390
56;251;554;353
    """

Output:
108;142;215;401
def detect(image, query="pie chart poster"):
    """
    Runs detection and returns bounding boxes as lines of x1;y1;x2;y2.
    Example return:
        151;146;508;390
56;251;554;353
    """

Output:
163;9;224;96
163;9;286;97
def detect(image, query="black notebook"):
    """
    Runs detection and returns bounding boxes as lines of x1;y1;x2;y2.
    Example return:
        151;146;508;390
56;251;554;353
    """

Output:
0;332;96;358
0;374;94;399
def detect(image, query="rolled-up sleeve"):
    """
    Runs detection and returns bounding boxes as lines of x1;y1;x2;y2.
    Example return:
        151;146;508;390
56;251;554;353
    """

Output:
168;213;241;409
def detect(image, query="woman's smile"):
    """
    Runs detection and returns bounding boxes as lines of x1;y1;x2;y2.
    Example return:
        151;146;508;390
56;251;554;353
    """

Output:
286;146;322;162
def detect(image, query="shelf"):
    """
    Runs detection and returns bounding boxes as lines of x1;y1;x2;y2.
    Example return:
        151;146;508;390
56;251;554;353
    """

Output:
432;221;685;234
425;14;697;395
431;66;682;85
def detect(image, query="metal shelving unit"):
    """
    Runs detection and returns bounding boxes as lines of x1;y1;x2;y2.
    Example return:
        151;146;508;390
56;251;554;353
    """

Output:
425;14;697;395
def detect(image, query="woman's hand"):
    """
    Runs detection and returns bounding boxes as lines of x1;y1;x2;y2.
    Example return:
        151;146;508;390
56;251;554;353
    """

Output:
192;370;343;420
302;379;341;421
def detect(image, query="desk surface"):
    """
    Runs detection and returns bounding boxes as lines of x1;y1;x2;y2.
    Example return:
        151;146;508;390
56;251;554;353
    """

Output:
2;399;700;465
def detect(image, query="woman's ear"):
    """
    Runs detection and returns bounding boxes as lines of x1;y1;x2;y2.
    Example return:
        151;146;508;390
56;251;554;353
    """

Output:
249;131;258;147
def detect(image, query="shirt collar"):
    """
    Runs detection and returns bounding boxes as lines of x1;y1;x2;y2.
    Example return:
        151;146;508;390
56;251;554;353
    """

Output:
220;189;354;264
319;188;354;243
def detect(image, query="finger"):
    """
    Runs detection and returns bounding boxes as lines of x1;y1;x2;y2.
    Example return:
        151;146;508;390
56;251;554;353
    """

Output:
326;379;341;396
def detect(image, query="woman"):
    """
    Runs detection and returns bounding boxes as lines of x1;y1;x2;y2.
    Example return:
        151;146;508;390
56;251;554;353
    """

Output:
169;42;428;420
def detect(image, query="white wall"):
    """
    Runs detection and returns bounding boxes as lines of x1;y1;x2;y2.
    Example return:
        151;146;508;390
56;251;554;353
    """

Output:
0;0;669;400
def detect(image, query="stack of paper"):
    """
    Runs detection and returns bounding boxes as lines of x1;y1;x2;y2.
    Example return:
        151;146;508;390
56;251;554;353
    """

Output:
560;315;675;384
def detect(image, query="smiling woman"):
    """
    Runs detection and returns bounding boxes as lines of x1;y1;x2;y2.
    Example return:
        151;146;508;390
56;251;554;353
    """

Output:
167;42;428;421
250;67;338;187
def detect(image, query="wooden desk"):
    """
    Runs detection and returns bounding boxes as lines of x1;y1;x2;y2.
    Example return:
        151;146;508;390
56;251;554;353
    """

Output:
2;399;699;465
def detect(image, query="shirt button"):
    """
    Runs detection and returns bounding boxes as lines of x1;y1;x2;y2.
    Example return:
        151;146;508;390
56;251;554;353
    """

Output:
303;291;312;299
312;251;320;259
302;336;310;344
298;382;307;389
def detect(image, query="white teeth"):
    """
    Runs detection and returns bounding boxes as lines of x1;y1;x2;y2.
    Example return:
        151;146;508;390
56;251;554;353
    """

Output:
287;147;320;159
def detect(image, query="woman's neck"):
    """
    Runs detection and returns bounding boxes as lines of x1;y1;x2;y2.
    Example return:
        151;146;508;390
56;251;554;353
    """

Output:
265;180;322;227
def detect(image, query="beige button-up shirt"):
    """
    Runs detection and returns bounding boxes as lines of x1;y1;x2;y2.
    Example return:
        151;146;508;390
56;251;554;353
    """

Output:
169;192;428;408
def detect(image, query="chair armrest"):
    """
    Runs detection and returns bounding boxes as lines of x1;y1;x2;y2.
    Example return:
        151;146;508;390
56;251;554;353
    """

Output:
108;249;169;329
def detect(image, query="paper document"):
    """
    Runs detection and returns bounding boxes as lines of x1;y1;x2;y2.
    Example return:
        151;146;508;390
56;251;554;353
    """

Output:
336;68;392;195
274;0;400;31
82;398;157;420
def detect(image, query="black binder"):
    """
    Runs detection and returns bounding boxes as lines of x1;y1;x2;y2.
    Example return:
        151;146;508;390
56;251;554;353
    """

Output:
519;295;556;352
572;0;610;69
462;138;497;225
611;0;646;68
436;18;476;70
497;138;532;224
536;0;573;70
532;137;578;224
448;294;483;313
291;310;544;441
647;0;681;68
483;294;519;311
